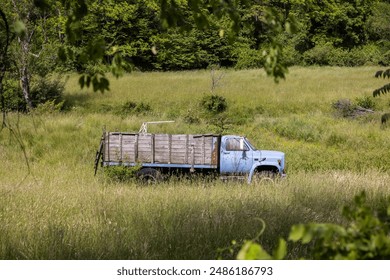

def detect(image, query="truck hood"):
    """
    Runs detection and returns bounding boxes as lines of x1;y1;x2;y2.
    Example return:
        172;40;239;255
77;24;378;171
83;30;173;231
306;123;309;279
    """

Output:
254;150;285;171
259;150;285;159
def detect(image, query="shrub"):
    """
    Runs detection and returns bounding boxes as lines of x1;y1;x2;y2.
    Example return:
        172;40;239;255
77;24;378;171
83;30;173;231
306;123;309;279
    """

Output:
303;41;335;66
183;108;201;124
30;77;65;109
1;77;64;112
1;78;24;111
116;101;152;117
355;96;376;110
200;94;227;115
233;44;264;70
303;42;383;66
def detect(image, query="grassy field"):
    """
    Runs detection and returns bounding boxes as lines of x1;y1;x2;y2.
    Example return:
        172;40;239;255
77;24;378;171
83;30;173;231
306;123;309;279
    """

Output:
0;67;389;259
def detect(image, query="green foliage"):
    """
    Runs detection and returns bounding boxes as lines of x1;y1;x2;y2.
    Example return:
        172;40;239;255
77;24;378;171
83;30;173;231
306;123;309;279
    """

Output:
233;42;264;70
3;0;388;96
30;77;65;109
1;78;24;111
116;101;152;117
200;94;227;115
304;0;376;48
183;108;201;124
303;42;382;66
373;68;390;127
373;69;390;97
237;238;287;260
2;77;65;112
104;165;141;182
236;192;390;260
355;95;376;110
366;2;390;42
290;192;390;260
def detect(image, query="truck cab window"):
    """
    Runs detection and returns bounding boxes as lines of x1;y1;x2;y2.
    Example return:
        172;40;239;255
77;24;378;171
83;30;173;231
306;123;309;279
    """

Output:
226;138;249;151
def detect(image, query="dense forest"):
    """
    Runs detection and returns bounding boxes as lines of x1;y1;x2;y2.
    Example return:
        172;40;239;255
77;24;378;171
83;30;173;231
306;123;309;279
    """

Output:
1;0;390;110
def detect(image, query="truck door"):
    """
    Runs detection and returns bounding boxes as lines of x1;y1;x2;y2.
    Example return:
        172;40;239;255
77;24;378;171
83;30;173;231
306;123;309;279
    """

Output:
220;137;253;174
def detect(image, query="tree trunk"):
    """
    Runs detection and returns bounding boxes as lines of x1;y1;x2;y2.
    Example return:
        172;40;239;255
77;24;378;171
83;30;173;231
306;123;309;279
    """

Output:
20;64;32;110
18;24;34;111
0;9;10;126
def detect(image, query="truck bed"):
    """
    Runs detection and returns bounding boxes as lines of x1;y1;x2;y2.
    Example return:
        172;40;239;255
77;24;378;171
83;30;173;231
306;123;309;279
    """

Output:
102;132;220;169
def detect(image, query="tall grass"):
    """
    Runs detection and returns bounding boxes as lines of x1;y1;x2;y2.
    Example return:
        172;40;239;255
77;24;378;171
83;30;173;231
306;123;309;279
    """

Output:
1;67;389;259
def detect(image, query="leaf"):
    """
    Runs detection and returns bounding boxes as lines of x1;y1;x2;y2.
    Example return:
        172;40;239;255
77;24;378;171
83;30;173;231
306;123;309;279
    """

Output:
289;224;305;242
373;84;390;97
273;238;287;260
99;77;110;92
13;20;26;38
237;241;272;260
58;47;67;62
86;76;91;88
78;75;85;89
33;0;51;11
301;228;314;244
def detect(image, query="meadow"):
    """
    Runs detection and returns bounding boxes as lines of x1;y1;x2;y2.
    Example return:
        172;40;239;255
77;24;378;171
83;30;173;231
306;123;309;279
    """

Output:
0;67;389;259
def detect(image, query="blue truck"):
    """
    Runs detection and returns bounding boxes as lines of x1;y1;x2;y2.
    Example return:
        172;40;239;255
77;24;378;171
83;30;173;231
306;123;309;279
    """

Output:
95;124;286;183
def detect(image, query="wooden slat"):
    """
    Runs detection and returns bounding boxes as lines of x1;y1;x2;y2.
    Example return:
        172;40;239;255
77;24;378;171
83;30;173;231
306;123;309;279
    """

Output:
104;133;219;165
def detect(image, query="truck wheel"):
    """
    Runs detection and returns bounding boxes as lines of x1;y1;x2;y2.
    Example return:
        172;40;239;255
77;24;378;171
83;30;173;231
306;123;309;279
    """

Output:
253;170;276;185
137;168;162;184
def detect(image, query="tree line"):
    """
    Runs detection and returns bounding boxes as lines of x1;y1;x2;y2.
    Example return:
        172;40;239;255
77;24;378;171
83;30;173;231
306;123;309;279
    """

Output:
0;0;389;112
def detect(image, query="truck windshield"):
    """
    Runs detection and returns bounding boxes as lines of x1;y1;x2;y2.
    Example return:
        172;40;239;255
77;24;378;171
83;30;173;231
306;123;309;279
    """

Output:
245;138;257;150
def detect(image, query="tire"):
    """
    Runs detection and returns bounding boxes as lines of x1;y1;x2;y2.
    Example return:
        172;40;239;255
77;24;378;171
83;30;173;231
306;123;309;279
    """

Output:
136;168;162;184
252;170;277;185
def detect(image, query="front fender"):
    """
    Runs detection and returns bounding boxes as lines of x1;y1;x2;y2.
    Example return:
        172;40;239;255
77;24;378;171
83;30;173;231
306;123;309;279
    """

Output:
247;161;281;184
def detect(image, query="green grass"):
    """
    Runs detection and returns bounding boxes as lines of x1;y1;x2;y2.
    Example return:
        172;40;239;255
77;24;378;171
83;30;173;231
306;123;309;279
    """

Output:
1;67;389;259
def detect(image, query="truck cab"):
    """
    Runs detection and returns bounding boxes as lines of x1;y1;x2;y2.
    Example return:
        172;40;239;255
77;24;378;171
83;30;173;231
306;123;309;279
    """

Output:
219;135;285;183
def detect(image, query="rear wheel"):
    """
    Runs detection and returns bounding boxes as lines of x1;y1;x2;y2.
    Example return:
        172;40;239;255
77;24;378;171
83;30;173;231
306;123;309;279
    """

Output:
136;168;162;184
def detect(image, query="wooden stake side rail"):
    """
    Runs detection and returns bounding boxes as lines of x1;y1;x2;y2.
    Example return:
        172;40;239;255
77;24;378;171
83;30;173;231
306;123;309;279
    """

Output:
103;132;220;169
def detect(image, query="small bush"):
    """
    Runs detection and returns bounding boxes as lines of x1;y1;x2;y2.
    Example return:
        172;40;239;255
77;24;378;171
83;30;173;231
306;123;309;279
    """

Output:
303;42;383;66
30;77;65;109
303;41;335;66
233;45;264;70
2;78;24;111
183;108;201;124
200;94;227;115
355;96;376;110
116;101;152;117
1;77;64;112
